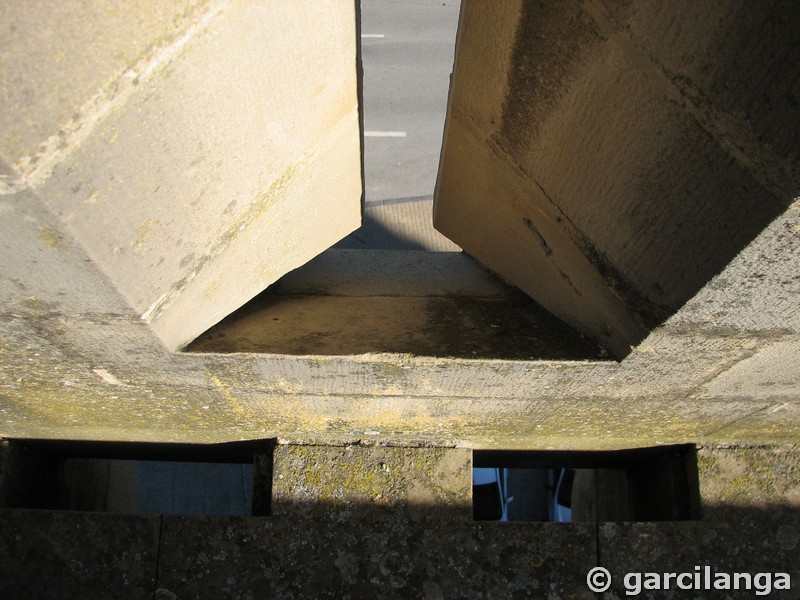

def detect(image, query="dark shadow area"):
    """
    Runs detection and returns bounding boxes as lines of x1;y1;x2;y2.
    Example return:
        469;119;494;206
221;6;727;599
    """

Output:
0;439;274;517
187;242;611;361
474;445;701;522
0;500;797;600
336;197;439;251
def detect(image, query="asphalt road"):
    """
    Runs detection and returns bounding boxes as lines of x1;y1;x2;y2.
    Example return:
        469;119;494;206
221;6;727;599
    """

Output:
360;0;461;203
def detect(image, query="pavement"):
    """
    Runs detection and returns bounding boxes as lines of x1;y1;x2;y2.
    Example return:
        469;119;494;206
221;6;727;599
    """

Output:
336;0;461;252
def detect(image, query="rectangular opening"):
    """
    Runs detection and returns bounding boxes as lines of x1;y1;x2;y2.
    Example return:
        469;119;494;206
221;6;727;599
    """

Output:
473;445;701;522
0;439;274;516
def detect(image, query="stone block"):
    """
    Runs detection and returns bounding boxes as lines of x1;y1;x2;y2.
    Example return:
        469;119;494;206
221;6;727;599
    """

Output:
4;1;362;351
0;509;160;600
0;1;207;166
154;515;596;599
435;0;799;358
271;444;471;521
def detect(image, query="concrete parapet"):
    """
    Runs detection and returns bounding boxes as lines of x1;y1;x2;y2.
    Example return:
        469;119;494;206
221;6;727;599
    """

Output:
435;0;800;358
0;445;797;598
1;0;362;351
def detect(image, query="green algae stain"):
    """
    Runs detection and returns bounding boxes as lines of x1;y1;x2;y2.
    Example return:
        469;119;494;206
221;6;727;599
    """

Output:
36;226;65;249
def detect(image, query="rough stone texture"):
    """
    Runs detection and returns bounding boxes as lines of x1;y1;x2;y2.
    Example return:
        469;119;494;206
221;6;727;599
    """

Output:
2;0;362;351
0;0;209;167
1;2;798;596
434;0;800;358
0;509;161;600
697;446;800;509
599;446;800;599
0;3;798;450
599;520;800;600
154;516;596;600
1;446;797;598
272;445;471;518
2;184;797;448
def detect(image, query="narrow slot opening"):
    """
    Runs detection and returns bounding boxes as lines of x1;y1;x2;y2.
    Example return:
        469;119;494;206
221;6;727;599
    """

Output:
0;439;274;516
183;0;612;362
473;445;701;522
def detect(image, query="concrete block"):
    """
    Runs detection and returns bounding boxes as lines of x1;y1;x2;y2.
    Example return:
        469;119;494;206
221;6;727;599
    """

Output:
0;509;160;600
155;516;596;599
5;0;362;350
435;0;799;358
271;444;471;520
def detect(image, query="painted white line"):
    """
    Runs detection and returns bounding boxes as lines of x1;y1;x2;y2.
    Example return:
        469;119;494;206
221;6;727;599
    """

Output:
364;131;407;138
361;34;385;39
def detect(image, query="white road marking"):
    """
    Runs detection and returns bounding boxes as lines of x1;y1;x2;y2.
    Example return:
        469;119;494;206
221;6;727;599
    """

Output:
361;34;385;39
364;131;407;138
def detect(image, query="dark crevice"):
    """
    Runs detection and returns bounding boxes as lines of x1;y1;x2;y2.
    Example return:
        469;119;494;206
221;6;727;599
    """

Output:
152;514;164;600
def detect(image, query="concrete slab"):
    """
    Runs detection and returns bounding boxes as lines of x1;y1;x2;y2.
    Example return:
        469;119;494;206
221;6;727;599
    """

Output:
434;0;799;358
0;509;160;600
4;0;362;351
155;515;596;599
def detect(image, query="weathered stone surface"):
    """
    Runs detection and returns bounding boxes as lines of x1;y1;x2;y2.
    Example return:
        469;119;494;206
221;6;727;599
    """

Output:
0;0;208;168
697;446;800;509
599;447;800;599
0;3;798;450
155;515;596;600
435;0;800;358
0;509;160;600
271;445;471;516
3;0;362;351
0;446;797;599
599;519;800;600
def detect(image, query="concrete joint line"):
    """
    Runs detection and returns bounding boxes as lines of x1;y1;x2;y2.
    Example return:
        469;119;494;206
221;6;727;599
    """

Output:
584;0;793;201
12;1;232;192
690;339;761;393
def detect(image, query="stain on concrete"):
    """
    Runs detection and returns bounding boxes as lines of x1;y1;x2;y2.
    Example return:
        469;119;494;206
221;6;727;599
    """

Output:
36;225;65;249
